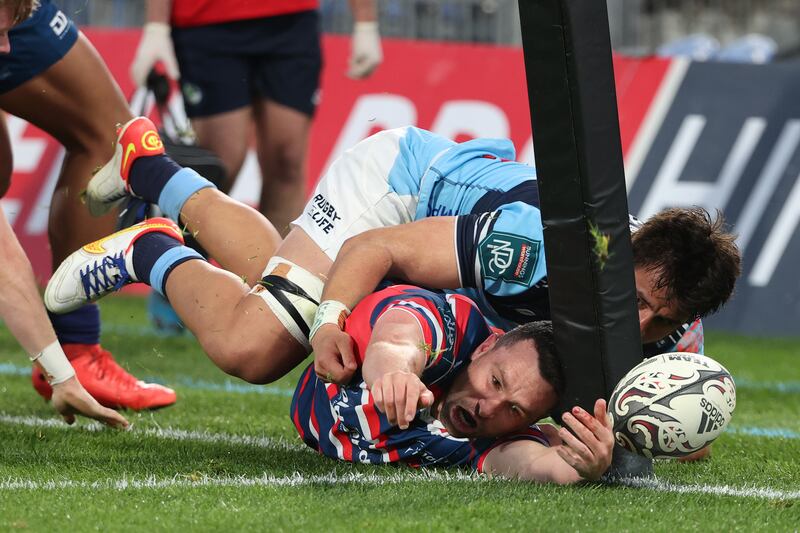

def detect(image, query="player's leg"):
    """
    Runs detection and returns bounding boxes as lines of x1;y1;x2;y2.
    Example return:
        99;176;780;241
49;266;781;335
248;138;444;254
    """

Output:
187;108;250;192
250;9;321;235
0;18;176;408
253;100;311;237
0;33;131;262
0;115;12;197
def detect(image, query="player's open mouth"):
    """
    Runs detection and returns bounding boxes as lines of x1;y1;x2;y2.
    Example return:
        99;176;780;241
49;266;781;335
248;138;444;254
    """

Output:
452;405;477;432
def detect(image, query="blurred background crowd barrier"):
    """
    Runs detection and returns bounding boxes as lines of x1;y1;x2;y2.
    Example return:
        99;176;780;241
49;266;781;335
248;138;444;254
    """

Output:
59;0;800;62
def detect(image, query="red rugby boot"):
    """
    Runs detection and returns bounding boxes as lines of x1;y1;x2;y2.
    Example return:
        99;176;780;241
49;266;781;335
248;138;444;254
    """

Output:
32;343;177;410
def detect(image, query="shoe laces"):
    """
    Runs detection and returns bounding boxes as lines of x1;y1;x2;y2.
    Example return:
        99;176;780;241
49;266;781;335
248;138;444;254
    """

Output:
87;348;140;389
80;252;130;300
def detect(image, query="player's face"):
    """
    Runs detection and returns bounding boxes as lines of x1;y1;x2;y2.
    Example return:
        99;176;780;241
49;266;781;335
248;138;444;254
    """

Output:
635;266;687;343
437;336;556;439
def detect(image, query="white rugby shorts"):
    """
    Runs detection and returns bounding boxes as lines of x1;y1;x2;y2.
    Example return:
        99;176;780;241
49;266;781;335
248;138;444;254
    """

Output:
292;128;418;260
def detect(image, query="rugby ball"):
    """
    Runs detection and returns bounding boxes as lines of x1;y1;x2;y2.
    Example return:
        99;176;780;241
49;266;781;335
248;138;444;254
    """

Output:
608;352;736;459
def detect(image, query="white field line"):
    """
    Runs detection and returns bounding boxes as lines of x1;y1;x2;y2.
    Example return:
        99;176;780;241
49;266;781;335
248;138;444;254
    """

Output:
0;414;304;453
1;414;798;501
620;477;800;501
0;470;479;491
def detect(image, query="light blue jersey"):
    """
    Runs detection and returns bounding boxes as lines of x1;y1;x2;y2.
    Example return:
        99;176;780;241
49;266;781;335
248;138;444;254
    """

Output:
381;128;549;328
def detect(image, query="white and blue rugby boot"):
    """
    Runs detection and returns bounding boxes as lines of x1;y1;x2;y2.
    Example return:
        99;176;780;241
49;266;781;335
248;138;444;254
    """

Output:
45;218;183;314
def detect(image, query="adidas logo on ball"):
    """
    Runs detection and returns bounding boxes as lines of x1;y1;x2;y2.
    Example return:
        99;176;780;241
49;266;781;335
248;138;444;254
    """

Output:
697;398;726;434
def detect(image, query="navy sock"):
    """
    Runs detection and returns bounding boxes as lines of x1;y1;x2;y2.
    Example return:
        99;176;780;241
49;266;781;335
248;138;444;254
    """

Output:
48;304;100;345
132;231;185;287
129;155;183;204
132;231;204;295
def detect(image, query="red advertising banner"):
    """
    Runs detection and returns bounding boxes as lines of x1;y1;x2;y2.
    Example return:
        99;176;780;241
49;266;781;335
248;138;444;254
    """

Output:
3;29;670;283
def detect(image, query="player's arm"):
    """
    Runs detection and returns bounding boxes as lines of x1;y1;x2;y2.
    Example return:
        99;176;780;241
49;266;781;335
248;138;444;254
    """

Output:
0;211;128;428
312;217;460;383
362;308;435;429
131;0;179;86
347;0;382;79
481;400;613;484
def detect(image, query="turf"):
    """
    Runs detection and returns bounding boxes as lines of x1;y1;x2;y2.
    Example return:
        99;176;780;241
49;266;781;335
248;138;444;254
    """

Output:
1;296;798;531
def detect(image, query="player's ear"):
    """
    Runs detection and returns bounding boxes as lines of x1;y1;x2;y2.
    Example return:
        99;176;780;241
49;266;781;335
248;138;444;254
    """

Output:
471;331;501;361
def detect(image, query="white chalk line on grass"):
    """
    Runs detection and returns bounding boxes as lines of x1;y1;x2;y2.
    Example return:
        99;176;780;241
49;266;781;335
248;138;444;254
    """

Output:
620;477;800;501
0;470;478;492
1;471;798;502
1;414;798;501
0;414;305;453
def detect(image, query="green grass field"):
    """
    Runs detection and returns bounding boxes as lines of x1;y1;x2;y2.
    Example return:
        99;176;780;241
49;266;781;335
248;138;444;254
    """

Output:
1;296;798;531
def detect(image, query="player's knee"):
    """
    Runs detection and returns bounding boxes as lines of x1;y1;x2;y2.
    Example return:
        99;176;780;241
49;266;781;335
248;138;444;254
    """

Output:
206;341;280;385
263;143;304;184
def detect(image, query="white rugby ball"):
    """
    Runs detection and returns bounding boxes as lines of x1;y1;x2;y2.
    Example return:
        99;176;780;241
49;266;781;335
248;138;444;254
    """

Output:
608;352;736;459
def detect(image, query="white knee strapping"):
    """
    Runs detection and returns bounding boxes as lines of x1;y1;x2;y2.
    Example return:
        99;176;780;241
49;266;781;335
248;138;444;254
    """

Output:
248;256;323;351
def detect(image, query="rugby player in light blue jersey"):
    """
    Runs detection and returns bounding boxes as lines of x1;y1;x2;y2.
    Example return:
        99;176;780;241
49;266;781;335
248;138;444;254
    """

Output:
46;118;740;400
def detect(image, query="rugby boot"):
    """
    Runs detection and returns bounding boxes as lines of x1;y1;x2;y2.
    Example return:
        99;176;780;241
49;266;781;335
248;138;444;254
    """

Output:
32;343;177;410
85;116;164;216
45;217;183;314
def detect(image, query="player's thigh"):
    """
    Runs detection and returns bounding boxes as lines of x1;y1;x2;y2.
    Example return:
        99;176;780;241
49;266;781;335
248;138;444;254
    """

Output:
0;33;131;158
253;99;311;179
210;292;309;384
189;108;251;184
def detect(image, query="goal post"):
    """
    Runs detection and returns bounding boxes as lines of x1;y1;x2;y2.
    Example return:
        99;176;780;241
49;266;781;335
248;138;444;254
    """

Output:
517;0;648;476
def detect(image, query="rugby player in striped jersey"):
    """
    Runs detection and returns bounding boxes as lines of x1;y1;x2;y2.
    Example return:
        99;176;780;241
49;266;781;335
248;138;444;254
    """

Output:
292;284;612;483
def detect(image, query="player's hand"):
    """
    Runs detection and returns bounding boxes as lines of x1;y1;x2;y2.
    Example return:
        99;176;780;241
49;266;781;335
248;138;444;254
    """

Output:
555;399;613;481
313;324;358;384
130;22;180;86
51;377;129;429
347;21;382;79
370;371;434;429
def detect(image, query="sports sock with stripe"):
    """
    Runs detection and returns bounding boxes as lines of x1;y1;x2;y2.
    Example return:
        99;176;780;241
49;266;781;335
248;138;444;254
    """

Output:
132;231;204;297
129;156;217;221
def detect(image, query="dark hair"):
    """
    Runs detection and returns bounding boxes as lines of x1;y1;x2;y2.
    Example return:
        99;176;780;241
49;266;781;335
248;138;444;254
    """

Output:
632;207;741;320
494;320;565;396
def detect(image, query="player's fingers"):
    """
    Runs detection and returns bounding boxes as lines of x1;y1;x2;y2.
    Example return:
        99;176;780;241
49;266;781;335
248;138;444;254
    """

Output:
555;444;581;469
95;406;130;429
402;381;420;429
418;388;435;409
594;399;611;429
559;415;594;461
371;378;386;413
382;380;397;425
338;336;358;372
563;410;599;452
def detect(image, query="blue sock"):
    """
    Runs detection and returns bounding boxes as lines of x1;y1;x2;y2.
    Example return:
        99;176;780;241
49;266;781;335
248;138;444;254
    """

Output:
48;304;100;345
129;156;216;221
129;155;182;203
132;232;204;297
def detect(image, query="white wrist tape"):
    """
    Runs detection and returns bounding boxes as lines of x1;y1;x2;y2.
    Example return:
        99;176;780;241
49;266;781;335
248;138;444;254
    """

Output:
309;300;351;343
30;341;75;385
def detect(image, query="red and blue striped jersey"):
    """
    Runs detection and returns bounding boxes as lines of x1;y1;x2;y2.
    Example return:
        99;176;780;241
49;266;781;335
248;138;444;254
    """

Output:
290;285;549;471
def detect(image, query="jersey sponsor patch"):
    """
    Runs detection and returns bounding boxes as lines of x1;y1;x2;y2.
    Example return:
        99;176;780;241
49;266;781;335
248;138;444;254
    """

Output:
478;231;540;286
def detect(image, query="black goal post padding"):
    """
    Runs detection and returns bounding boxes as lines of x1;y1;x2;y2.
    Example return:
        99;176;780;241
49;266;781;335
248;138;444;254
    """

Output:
517;0;643;419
